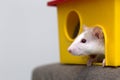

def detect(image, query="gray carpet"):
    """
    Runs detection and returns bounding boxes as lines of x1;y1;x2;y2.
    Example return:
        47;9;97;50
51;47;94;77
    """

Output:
32;63;120;80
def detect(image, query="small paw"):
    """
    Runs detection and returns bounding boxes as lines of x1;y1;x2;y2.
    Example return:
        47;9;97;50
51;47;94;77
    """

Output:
87;59;93;67
87;62;92;67
102;59;105;67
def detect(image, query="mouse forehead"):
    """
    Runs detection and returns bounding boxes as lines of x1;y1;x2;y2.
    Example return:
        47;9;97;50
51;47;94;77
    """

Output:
73;31;87;43
84;30;93;38
71;29;94;45
75;30;93;42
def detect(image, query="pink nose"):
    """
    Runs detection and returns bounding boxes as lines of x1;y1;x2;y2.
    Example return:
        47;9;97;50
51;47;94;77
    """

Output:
68;49;72;53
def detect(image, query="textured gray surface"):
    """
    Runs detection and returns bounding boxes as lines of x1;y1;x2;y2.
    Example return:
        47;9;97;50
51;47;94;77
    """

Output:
32;63;120;80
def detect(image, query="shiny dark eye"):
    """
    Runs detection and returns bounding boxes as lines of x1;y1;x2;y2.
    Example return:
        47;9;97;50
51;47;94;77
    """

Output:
81;39;86;43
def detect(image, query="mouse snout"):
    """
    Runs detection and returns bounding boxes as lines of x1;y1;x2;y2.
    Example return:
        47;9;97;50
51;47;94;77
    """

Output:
68;47;75;53
68;48;72;53
68;46;81;55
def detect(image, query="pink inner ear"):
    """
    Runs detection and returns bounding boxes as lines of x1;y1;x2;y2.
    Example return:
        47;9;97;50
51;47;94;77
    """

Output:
95;32;100;39
93;27;104;39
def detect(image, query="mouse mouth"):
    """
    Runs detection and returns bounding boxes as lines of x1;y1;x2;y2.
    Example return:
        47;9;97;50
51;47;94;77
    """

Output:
70;52;88;56
80;53;90;56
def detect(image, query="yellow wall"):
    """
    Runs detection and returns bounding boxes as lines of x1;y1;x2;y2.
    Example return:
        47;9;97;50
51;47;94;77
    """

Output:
115;0;120;66
57;0;120;66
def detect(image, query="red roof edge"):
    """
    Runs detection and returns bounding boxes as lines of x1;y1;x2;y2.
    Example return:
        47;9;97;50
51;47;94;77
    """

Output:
47;0;67;6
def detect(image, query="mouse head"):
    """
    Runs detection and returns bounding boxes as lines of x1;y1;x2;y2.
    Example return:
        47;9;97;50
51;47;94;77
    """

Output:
68;25;104;56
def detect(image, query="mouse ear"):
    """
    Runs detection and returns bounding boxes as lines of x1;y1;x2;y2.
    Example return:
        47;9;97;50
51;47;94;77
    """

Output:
83;25;89;31
93;26;104;39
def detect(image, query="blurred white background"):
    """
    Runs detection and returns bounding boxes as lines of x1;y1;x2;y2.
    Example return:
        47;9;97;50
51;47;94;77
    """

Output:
0;0;59;80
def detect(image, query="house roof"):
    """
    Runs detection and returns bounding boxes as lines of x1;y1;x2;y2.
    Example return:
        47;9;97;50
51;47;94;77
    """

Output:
47;0;69;6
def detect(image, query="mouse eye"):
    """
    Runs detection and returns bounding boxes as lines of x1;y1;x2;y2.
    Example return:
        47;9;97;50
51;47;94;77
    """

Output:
81;39;86;43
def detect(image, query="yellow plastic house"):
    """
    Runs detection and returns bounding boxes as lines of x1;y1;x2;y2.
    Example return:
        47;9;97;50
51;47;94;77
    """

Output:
47;0;120;66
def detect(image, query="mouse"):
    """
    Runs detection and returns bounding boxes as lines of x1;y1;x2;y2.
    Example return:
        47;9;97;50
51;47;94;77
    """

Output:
68;25;105;67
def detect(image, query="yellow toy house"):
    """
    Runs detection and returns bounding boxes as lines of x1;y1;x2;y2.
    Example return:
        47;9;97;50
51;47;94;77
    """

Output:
47;0;120;66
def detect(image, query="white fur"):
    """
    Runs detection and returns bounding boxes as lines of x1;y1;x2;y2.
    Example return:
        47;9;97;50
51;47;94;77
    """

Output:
68;27;104;56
